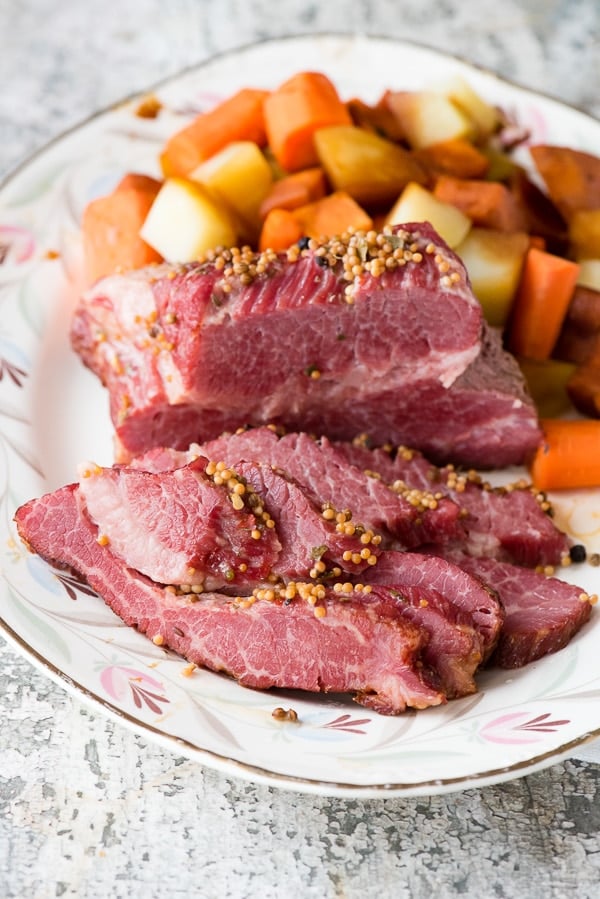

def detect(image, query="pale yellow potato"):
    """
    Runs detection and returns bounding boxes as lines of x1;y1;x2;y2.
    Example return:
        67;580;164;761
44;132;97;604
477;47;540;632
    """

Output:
385;182;472;248
455;227;530;326
386;90;474;149
141;177;237;261
439;75;501;139
577;258;600;291
190;141;273;240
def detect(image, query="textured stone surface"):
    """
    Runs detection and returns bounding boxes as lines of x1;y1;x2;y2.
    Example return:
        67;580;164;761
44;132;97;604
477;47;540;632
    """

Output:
2;1;600;896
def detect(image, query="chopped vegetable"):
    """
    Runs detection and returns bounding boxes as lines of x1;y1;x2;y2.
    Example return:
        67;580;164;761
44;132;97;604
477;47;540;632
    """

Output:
562;283;600;333
530;419;600;490
433;175;528;232
345;96;406;141
263;72;351;172
386;181;471;248
384;90;474;149
529;145;600;220
438;74;501;140
314;125;427;207
259;167;327;219
518;357;576;418
292;190;373;239
81;173;163;283
414;138;490;179
508;169;568;255
190;140;273;242
577;258;600;291
567;364;600;417
455;228;529;326
160;88;270;178
140;177;237;261
554;323;600;366
568;209;600;258
508;247;580;360
258;208;303;252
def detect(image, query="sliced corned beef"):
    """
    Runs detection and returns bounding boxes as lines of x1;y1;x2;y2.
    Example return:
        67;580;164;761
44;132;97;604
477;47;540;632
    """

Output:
14;485;446;714
78;456;281;590
335;439;570;567
363;550;504;664
362;581;486;700
79;455;381;590
70;222;540;467
195;427;463;550
431;550;594;668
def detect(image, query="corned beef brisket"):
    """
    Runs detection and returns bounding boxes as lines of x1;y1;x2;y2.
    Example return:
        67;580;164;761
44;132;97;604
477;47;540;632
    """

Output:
70;223;541;467
14;438;594;714
12;222;595;715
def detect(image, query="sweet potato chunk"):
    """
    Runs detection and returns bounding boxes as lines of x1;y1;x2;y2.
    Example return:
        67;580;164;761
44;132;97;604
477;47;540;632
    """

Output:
530;145;600;220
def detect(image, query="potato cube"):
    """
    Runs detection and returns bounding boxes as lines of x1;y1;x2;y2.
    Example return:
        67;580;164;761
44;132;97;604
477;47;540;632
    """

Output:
385;91;474;149
141;177;237;261
314;125;427;208
439;75;501;139
454;227;530;326
191;141;273;241
385;182;471;248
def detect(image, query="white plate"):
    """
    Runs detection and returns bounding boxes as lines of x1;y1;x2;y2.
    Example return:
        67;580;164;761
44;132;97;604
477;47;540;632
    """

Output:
2;34;600;797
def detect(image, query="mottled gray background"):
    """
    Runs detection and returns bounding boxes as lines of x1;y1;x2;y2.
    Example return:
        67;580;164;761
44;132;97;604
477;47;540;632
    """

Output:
2;1;600;897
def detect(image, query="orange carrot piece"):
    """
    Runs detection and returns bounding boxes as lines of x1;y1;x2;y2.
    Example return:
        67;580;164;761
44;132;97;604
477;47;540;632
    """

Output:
259;167;328;219
530;418;600;490
263;72;352;173
258;208;303;252
415;139;490;180
160;88;270;178
292;191;373;239
81;173;163;284
433;175;528;232
114;173;162;194
508;248;580;361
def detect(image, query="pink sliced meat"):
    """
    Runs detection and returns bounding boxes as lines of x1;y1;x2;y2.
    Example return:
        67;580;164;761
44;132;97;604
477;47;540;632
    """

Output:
80;455;381;589
195;427;464;550
14;486;445;714
336;439;570;567
71;222;540;467
362;550;504;663
78;456;280;590
433;551;594;668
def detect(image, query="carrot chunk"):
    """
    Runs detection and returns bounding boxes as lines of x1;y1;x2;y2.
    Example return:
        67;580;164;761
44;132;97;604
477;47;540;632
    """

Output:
508;248;580;360
263;72;352;172
259;167;328;219
258;208;303;252
160;88;270;178
81;173;163;284
530;419;600;490
415;138;490;180
292;191;373;239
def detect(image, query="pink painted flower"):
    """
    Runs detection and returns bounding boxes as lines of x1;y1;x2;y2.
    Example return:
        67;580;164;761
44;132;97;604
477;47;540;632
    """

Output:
100;665;170;714
480;711;570;745
0;225;35;266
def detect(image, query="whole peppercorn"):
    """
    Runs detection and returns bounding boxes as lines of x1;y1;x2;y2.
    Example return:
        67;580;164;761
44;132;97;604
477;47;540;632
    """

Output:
569;544;587;564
